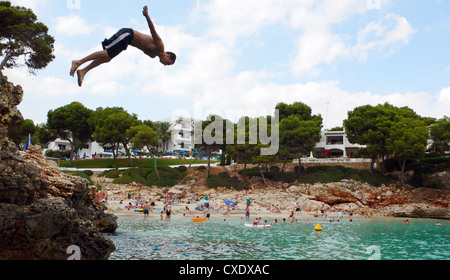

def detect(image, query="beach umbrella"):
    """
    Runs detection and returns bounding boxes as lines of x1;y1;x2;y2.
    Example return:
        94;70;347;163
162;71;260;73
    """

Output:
24;134;32;151
132;150;140;153
196;200;210;206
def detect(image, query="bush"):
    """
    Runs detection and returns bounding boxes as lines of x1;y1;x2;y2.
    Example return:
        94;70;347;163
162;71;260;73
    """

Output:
72;172;93;185
144;166;185;187
104;170;121;178
130;173;146;184
238;167;260;177
177;165;187;173
206;172;249;190
45;150;71;159
146;179;178;187
226;155;232;166
112;175;134;184
267;170;298;183
294;165;306;174
298;168;346;184
269;165;280;172
82;170;94;176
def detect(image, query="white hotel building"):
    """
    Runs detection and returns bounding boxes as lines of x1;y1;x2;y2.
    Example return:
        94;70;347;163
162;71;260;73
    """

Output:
45;118;364;160
45;116;196;158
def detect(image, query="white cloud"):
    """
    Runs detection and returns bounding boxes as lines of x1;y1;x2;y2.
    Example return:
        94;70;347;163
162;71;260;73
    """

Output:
192;0;289;46
291;28;348;77
4;67;80;97
53;14;93;36
354;13;416;61
10;0;49;12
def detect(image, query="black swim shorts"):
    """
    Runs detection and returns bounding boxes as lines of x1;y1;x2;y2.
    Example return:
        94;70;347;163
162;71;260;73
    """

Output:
102;28;134;59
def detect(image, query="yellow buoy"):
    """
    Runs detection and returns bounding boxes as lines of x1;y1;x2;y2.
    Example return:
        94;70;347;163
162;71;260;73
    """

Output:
314;223;323;231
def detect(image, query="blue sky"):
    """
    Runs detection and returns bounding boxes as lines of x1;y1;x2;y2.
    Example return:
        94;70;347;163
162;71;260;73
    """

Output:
5;0;450;129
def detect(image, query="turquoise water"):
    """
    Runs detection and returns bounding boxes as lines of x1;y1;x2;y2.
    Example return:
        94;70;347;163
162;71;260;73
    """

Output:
106;217;449;260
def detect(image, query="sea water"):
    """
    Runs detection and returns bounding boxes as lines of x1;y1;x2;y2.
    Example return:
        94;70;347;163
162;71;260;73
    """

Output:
106;217;449;260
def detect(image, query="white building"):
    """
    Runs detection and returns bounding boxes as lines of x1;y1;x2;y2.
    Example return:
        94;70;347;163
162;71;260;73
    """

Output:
45;138;125;159
44;116;197;159
157;116;195;155
314;130;366;158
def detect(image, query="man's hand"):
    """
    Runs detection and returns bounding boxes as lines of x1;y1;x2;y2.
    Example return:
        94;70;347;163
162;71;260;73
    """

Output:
143;6;149;17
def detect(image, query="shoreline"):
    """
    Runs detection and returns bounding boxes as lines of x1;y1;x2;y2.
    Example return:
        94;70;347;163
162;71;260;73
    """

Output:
95;166;449;223
106;199;438;224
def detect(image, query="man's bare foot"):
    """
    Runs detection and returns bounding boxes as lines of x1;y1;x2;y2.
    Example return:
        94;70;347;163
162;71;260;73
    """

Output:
70;60;81;77
77;70;85;87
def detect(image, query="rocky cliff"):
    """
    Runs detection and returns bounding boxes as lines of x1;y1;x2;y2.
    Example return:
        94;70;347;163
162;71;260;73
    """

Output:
0;74;117;260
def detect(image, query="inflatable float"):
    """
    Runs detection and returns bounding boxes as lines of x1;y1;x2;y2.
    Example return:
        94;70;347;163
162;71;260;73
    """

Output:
192;217;207;223
244;223;271;229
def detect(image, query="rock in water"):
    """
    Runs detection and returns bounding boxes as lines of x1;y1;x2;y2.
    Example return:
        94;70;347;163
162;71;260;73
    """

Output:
0;74;117;260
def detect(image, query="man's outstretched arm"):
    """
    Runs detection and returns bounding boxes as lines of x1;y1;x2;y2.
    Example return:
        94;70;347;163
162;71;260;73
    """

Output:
142;6;164;50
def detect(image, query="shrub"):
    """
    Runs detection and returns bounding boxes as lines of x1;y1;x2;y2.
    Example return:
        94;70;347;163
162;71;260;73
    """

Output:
269;165;280;172
207;172;249;190
72;172;93;185
298;169;345;184
144;166;185;187
238;167;260;177
131;173;146;184
146;179;178;187
104;170;121;178
112;175;134;184
177;165;187;173
267;170;298;183
82;170;94;176
45;150;71;159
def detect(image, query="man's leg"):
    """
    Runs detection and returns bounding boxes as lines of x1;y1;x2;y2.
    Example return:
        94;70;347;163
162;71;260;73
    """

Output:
76;55;111;87
70;50;110;77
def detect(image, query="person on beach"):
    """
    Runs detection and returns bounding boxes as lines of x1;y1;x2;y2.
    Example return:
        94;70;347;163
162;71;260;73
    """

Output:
253;218;259;227
166;206;172;220
143;201;150;218
150;199;156;213
288;209;295;223
70;5;176;87
245;205;250;220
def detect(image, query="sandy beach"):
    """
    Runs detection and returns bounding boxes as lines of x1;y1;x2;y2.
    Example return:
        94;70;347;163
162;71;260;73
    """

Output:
95;165;449;222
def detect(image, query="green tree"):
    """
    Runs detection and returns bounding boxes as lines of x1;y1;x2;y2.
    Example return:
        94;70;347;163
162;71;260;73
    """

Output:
8;117;36;149
153;121;171;153
227;116;259;182
276;102;322;176
128;124;160;179
0;1;55;73
430;116;450;154
90;107;139;165
386;117;428;187
344;103;420;172
194;115;232;179
47;102;93;166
